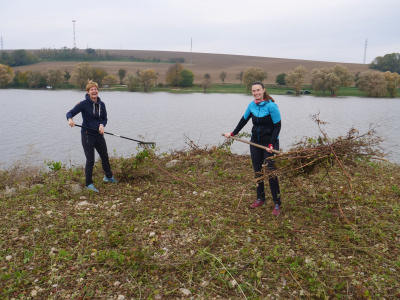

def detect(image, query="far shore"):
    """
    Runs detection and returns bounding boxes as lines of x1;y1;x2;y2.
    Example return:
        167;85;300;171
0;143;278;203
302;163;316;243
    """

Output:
12;49;370;85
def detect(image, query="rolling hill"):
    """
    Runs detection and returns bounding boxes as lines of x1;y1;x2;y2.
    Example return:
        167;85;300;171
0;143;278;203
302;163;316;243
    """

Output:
13;49;370;85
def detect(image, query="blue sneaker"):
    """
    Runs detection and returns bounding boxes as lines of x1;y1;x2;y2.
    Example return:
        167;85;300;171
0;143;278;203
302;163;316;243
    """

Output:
86;184;99;192
103;176;118;183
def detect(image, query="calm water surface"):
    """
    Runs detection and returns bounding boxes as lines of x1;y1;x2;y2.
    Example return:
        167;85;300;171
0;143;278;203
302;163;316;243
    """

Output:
1;89;399;170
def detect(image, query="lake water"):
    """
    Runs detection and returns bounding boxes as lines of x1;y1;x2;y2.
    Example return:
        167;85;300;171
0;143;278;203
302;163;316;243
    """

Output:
1;89;399;170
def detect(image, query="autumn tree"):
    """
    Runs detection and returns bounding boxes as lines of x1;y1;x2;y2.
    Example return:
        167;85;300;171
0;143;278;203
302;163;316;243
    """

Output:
201;73;212;93
102;75;118;90
356;71;387;97
286;65;307;95
27;70;47;88
333;65;354;86
384;71;400;98
310;67;337;96
242;67;267;91
124;73;140;92
71;62;92;90
13;70;28;87
166;63;184;86
236;70;244;84
179;69;194;87
47;68;64;89
310;65;353;96
92;68;108;87
220;71;227;84
0;64;15;88
117;68;127;85
139;69;158;92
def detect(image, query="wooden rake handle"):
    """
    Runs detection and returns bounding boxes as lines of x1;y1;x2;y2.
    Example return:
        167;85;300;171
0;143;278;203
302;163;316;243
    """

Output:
221;134;281;154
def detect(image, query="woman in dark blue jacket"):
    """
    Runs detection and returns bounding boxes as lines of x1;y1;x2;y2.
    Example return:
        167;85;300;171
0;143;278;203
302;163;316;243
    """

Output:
224;81;282;215
66;81;117;192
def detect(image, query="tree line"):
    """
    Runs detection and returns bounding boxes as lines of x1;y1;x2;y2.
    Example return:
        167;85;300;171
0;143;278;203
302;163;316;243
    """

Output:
0;48;185;67
275;65;400;97
0;58;399;97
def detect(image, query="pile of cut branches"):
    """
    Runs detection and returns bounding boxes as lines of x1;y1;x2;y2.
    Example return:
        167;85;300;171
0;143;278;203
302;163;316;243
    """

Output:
266;114;386;179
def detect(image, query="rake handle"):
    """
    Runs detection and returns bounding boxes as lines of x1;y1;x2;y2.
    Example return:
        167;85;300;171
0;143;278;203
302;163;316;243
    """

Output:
222;134;281;154
75;124;155;145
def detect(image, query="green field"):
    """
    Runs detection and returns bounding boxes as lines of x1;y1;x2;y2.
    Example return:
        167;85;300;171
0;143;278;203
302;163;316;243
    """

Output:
58;82;390;98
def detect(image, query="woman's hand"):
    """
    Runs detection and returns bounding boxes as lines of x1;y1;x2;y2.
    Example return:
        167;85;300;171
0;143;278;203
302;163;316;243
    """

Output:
223;132;232;138
266;144;273;153
68;118;75;127
99;124;104;135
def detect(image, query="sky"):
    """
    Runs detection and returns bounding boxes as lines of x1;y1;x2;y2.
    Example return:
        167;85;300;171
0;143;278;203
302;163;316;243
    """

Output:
1;0;399;64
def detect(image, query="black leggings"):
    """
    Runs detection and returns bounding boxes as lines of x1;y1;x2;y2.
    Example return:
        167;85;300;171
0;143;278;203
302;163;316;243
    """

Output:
250;140;281;205
81;133;113;186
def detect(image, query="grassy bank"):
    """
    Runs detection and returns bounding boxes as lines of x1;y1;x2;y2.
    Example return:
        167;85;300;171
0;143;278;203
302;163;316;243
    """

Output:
1;139;400;299
53;83;400;98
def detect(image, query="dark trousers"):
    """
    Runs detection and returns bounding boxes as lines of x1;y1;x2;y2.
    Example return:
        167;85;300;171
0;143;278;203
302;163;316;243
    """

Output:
250;140;281;205
81;133;113;186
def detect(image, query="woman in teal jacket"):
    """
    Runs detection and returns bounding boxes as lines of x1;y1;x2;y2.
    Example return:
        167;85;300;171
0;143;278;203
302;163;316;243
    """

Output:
224;81;282;215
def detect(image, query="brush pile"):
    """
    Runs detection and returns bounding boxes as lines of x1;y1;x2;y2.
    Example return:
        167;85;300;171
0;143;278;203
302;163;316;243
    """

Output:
265;114;386;179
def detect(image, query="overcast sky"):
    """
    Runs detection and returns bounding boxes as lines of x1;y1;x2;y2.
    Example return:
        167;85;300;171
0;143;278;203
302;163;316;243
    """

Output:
1;0;399;64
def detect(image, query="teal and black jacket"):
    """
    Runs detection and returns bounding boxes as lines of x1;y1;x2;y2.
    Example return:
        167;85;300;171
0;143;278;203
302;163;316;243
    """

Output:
232;100;281;144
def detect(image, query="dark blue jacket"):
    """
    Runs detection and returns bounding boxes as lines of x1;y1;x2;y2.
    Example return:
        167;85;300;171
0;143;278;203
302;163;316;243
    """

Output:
66;94;108;136
232;100;281;144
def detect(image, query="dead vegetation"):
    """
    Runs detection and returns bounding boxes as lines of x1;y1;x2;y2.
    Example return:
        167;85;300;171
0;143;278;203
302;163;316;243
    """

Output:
0;127;400;299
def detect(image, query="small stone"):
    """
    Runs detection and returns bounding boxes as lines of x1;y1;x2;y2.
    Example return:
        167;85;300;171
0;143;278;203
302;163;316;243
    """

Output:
5;255;12;261
4;187;17;197
179;288;191;296
200;280;209;287
166;159;180;168
71;184;82;194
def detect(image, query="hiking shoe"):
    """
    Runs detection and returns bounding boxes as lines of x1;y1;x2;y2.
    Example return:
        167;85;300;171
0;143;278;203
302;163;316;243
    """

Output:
86;184;99;192
250;199;265;208
103;176;118;183
272;204;281;216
